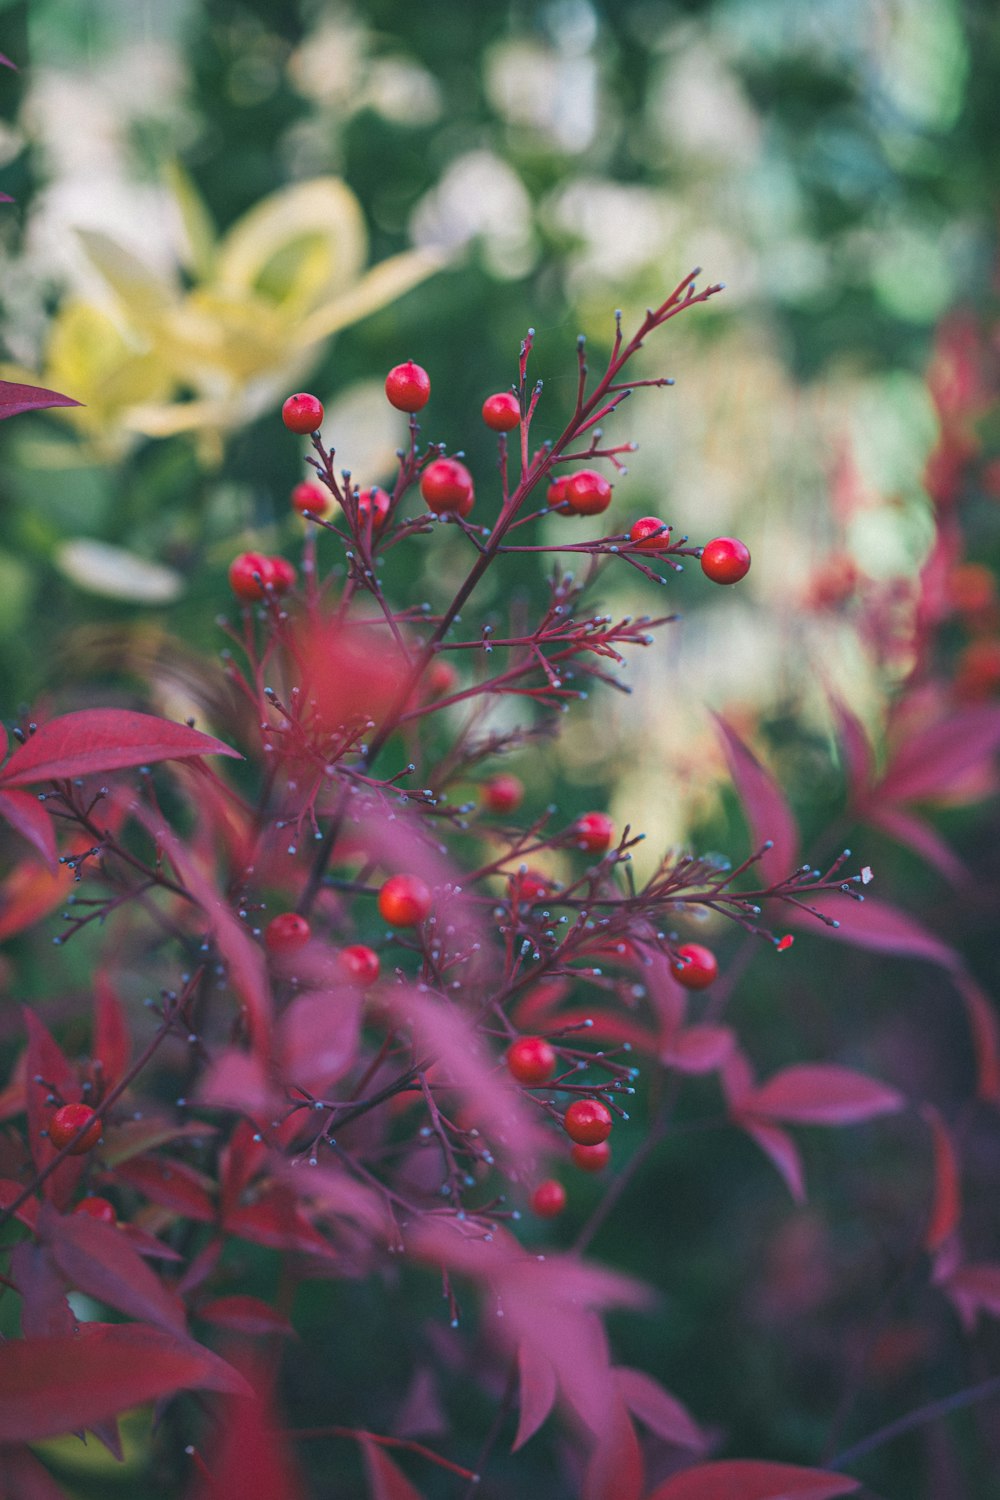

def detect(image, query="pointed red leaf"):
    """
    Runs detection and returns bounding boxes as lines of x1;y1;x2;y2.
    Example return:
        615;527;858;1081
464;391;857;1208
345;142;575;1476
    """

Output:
196;1296;295;1337
224;1184;336;1260
40;1201;186;1333
870;704;1000;807
784;892;959;970
614;1367;706;1450
93;972;130;1088
713;715;799;885
0;1445;74;1498
0;1322;250;1442
111;1154;216;1222
739;1119;806;1203
361;1440;425;1500
645;1459;859;1499
828;693;874;800
512;1339;558;1450
664;1025;734;1075
945;1263;1000;1331
99;1116;217;1167
952;971;1000;1103
9;1241;75;1338
0;858;73;941
741;1065;903;1126
276;987;363;1095
0;709;240;788
922;1106;961;1253
864;806;968;885
583;1394;643;1500
191;1370;307;1500
283;1161;391;1239
0;789;57;866
0;380;79;421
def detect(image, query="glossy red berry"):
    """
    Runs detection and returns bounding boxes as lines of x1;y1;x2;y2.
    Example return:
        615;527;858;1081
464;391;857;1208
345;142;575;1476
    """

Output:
49;1103;102;1155
573;812;614;854
267;556;296;594
264;912;311;953
484;773;524;815
291;481;330;516
531;1179;567;1218
385;361;431;413
630;516;672;552
506;1036;557;1084
378;873;432;927
74;1196;116;1223
228;552;273;601
563;1098;613;1146
669;942;718;990
700;537;751;585
282;392;324;434
420;458;475;515
547;476;571;511
571;1140;611;1173
481;392;520;431
356;487;391;531
339;944;381;987
563;469;613;516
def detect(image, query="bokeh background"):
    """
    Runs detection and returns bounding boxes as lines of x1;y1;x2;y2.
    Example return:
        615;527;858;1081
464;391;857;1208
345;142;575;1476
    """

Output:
2;0;1000;1495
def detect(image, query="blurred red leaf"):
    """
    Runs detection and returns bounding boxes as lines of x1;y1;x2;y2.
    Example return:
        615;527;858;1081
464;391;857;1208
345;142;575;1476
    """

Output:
614;1367;706;1451
645;1459;859;1499
0;858;73;942
93;972;131;1088
276;987;363;1095
9;1241;74;1338
866;704;1000;808
0;790;57;866
0;709;239;787
111;1154;216;1223
512;1339;558;1451
952;971;1000;1104
100;1117;217;1168
361;1439;425;1500
0;1444;74;1498
864;806;968;886
196;1048;279;1120
197;1296;295;1337
740;1065;903;1126
224;1183;337;1260
188;1356;306;1500
283;1161;391;1240
583;1394;643;1500
828;693;874;801
0;380;79;420
0;1179;38;1229
663;1025;734;1075
39;1202;186;1334
0;1322;249;1442
946;1264;1000;1331
922;1106;961;1253
785;892;959;969
739;1119;805;1204
712;715;799;885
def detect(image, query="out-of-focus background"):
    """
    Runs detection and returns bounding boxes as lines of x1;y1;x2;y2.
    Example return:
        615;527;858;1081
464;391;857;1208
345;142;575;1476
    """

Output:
3;2;1000;1495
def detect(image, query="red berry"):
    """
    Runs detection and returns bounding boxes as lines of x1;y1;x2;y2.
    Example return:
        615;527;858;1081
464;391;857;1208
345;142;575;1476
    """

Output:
484;773;524;815
573;811;614;854
74;1196;116;1223
282;392;324;434
563;1098;612;1146
228;552;273;601
481;392;520;431
776;935;795;953
426;659;458;698
267;556;296;594
506;1035;557;1084
265;912;311;953
356;487;391;531
291;482;330;516
530;1179;567;1218
630;516;672;552
669;942;718;990
49;1103;102;1155
385;361;431;413
571;1140;611;1173
512;869;550;903
339;944;381;986
420;458;475;515
378;873;432;927
563;469;613;516
547;476;571;512
700;537;751;585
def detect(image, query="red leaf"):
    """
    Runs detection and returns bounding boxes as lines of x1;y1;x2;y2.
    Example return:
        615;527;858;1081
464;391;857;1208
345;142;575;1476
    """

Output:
946;1263;1000;1331
0;380;79;421
864;806;968;886
663;1025;734;1075
0;1322;250;1442
0;709;240;787
39;1201;186;1334
614;1367;706;1450
828;693;874;800
196;1048;279;1119
100;1116;217;1168
283;1161;391;1240
224;1184;336;1259
512;1339;558;1450
785;892;959;970
93;972;130;1088
583;1394;643;1500
196;1296;295;1337
111;1154;216;1222
645;1459;860;1500
869;704;1000;807
361;1440;425;1500
740;1065;903;1126
0;1444;74;1498
923;1106;961;1253
0;858;73;942
713;715;799;885
0;1179;38;1229
191;1371;307;1500
277;987;363;1095
739;1119;806;1203
22;1007;85;1208
0;790;57;866
952;971;1000;1104
9;1242;74;1338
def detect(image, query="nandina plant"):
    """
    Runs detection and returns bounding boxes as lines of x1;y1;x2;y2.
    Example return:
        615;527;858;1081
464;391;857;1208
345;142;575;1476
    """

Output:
2;269;986;1500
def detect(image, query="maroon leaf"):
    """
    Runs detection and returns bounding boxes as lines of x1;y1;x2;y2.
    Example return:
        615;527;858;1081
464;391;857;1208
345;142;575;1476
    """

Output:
645;1459;860;1500
0;709;240;788
865;805;968;886
663;1025;734;1075
0;1179;38;1229
9;1242;74;1338
277;987;363;1095
740;1065;903;1126
224;1184;337;1260
284;1162;391;1240
0;789;57;866
100;1116;217;1168
196;1048;279;1118
0;1322;250;1442
739;1119;805;1203
785;892;959;970
828;693;874;800
111;1154;216;1222
197;1296;295;1337
713;715;799;885
614;1367;706;1450
945;1263;1000;1331
868;704;1000;807
952;971;1000;1104
39;1201;186;1334
22;1007;85;1208
923;1105;961;1253
0;1444;74;1498
191;1374;307;1500
92;972;131;1088
512;1339;558;1450
0;380;79;421
361;1440;425;1500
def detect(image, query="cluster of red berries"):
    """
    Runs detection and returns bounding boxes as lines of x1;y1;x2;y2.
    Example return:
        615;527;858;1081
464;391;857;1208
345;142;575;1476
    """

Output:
547;469;613;517
229;552;296;601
